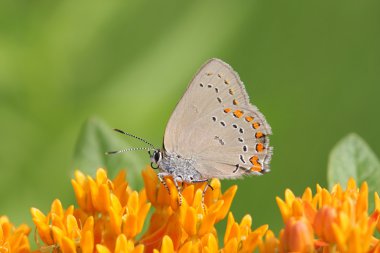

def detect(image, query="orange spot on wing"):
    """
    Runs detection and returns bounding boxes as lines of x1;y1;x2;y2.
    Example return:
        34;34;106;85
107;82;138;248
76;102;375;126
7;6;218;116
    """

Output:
229;89;234;95
255;131;264;138
233;110;244;118
224;108;231;113
233;99;238;105
224;80;230;85
245;116;253;122
256;143;265;152
252;122;261;129
250;166;262;172
249;155;262;171
250;156;259;164
250;165;262;172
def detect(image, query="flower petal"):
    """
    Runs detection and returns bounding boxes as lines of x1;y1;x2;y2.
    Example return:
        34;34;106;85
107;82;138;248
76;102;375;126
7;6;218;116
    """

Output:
160;235;174;253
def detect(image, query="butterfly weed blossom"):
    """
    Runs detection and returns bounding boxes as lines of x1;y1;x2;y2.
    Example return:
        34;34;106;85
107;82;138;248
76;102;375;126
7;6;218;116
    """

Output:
140;168;268;252
0;216;30;253
31;168;149;253
28;168;267;252
260;178;380;253
0;167;380;252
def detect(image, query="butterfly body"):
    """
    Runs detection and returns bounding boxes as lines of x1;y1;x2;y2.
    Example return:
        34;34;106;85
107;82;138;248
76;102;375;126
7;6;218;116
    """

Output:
151;150;206;183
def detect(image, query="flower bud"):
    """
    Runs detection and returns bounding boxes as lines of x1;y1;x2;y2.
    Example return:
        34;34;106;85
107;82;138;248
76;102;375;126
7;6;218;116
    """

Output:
313;206;337;243
281;216;314;253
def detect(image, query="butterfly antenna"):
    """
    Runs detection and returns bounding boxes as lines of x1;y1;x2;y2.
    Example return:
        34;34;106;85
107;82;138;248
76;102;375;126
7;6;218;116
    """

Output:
105;147;154;155
105;128;157;155
112;128;156;148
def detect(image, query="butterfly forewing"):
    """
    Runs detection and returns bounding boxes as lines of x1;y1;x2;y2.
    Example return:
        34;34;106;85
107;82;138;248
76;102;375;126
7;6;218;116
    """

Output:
163;58;272;179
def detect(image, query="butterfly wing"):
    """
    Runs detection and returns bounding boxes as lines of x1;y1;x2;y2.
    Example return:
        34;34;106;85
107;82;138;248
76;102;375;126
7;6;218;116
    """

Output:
163;58;272;179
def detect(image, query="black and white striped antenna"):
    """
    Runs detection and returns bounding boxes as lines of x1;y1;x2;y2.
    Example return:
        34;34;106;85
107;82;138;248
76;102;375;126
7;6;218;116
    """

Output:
105;128;156;155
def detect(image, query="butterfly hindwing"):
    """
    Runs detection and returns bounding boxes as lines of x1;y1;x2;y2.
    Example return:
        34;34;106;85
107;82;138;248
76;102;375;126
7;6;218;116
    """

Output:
163;58;272;179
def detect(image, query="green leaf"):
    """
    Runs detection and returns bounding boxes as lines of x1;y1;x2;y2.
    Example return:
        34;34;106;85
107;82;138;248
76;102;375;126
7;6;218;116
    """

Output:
328;133;380;209
72;117;145;188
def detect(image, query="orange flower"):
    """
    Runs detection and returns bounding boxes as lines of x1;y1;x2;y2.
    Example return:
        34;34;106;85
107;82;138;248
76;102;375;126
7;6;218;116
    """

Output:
259;230;279;253
72;168;150;250
32;169;149;253
140;167;268;252
31;199;94;253
223;212;268;252
0;216;30;253
372;192;380;233
71;169;130;213
27;167;380;252
263;178;380;253
141;168;234;251
313;206;337;243
280;216;314;253
96;234;144;253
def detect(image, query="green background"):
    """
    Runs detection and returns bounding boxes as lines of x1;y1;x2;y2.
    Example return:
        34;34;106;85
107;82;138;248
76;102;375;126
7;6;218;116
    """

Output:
1;0;379;236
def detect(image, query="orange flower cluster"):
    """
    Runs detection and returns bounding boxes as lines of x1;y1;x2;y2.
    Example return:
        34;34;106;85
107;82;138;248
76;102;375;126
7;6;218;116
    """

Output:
0;216;30;253
4;167;380;253
260;178;380;253
31;169;149;253
140;168;267;252
29;168;267;252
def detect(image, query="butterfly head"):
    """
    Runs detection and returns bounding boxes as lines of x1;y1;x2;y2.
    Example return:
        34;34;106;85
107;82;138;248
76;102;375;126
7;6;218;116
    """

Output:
150;149;163;167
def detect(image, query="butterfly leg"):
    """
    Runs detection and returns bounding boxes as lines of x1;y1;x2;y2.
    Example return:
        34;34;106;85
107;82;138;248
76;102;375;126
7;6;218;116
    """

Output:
173;176;183;206
202;180;215;210
157;172;171;195
191;179;213;210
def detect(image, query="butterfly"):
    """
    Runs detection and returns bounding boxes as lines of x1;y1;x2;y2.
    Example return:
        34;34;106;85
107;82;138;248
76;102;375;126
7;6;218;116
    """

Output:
108;58;272;203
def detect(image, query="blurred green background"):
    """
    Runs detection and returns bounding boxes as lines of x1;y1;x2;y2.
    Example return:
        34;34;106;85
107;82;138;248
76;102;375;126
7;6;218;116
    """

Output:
1;0;379;235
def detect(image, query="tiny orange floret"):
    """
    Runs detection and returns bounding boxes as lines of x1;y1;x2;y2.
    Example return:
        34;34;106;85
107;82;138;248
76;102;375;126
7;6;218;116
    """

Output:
233;99;238;105
245;116;253;122
224;108;231;113
256;143;265;152
252;122;261;129
233;110;244;118
255;131;264;138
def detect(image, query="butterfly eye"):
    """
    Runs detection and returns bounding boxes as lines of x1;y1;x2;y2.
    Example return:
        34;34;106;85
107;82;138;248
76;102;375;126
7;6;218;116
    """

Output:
154;151;161;163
